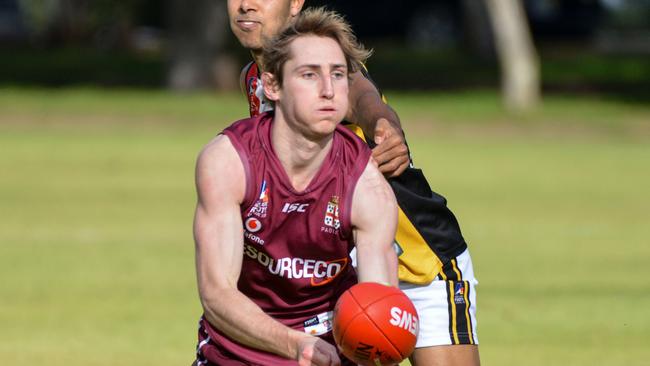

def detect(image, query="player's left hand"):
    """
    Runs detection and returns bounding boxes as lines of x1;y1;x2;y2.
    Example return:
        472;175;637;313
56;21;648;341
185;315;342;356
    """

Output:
372;118;409;178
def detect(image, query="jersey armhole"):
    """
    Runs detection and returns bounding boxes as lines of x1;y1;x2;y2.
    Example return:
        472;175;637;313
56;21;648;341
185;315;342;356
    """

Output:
221;130;255;210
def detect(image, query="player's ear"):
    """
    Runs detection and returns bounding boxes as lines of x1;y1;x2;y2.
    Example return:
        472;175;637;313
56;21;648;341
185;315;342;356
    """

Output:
262;72;280;101
290;0;305;16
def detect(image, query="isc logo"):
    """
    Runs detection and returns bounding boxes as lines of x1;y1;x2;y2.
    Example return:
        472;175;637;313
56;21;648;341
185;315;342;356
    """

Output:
282;202;309;213
389;306;419;336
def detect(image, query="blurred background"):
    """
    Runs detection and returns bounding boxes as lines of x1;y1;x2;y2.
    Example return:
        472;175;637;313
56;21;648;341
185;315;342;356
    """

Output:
1;0;649;365
1;0;649;97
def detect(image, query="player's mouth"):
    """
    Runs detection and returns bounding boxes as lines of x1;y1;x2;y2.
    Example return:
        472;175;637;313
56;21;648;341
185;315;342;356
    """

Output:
236;19;261;31
317;107;337;114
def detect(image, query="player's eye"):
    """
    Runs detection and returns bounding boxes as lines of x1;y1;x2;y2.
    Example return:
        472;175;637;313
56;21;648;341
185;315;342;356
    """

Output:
332;71;346;79
302;72;316;79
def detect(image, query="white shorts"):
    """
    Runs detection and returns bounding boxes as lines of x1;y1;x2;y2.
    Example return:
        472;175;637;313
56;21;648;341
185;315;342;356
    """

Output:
399;249;479;348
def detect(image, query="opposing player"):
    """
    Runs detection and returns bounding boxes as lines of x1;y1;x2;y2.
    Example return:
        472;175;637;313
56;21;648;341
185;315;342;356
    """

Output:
230;0;409;178
193;9;398;366
227;2;481;365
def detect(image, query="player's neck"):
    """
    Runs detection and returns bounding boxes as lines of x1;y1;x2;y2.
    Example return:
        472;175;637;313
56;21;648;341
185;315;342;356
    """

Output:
271;114;333;192
251;50;263;69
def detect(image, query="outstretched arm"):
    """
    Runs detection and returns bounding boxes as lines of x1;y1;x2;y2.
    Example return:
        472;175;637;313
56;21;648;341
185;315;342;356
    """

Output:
347;71;410;178
350;160;399;286
194;135;339;365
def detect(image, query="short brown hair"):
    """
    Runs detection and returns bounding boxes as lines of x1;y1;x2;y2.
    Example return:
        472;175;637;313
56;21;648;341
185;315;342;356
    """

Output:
261;7;371;85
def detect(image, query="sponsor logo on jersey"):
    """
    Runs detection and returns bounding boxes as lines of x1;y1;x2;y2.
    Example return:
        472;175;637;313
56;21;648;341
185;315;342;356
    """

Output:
249;180;269;218
247;76;261;115
454;282;466;304
282;202;309;213
322;196;340;233
243;244;347;286
244;231;265;246
389;306;419;336
303;311;333;336
244;217;262;233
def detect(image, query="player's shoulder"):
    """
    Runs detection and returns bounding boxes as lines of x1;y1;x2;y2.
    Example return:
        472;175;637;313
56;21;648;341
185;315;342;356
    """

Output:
195;133;247;202
197;134;237;172
350;160;397;230
357;161;397;209
239;61;258;91
197;116;260;173
197;113;270;177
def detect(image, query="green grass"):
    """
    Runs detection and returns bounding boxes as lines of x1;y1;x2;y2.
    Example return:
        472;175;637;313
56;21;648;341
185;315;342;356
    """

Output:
1;87;649;365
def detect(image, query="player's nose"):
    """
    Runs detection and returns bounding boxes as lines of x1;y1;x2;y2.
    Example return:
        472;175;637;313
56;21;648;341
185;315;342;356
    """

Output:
320;77;334;99
238;0;257;13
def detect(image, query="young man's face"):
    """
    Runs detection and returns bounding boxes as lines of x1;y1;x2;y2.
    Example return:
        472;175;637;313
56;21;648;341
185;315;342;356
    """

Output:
270;35;349;139
227;0;304;52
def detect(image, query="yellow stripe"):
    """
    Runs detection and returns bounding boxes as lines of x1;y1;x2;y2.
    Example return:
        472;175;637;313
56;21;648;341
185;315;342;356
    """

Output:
448;281;460;344
462;281;474;344
451;259;462;281
439;268;447;281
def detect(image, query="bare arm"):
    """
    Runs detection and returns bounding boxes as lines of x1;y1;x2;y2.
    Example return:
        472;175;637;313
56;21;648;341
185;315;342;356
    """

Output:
194;136;338;365
350;160;399;286
347;71;410;178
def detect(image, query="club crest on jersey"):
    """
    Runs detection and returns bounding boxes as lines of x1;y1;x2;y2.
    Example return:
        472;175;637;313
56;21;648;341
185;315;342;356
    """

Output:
323;196;340;231
249;180;269;218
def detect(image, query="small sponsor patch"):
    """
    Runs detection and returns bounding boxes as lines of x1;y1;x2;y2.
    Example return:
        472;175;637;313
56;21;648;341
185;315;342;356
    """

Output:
303;311;333;336
454;282;466;304
245;217;262;233
282;202;309;213
258;181;269;202
249;180;269;218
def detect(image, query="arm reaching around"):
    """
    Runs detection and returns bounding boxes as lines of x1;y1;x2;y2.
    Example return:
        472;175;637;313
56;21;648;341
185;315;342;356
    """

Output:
350;160;399;286
347;71;410;178
193;135;340;365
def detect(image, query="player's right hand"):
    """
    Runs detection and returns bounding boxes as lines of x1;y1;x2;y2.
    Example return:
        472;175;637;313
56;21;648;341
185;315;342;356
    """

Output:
372;118;410;178
297;336;341;366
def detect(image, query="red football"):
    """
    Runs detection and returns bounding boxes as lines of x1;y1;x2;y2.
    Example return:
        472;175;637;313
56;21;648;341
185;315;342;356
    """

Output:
333;282;419;366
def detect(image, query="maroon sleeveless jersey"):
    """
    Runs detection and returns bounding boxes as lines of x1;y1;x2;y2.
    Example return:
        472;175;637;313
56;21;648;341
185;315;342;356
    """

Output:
196;113;371;365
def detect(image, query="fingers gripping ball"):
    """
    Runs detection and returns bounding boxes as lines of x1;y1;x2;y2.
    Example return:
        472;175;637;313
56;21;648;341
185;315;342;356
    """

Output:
333;282;419;366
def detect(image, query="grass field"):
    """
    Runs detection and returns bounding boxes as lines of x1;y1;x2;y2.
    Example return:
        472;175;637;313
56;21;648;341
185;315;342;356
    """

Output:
1;87;649;365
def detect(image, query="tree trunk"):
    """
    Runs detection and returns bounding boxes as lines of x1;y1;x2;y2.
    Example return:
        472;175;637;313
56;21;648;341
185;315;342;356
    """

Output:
484;0;540;112
167;0;235;91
